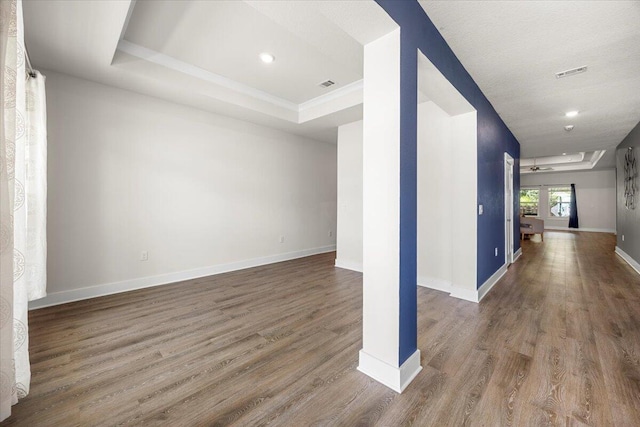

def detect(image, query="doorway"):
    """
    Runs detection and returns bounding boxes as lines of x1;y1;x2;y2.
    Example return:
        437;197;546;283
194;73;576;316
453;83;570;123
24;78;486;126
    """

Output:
504;153;515;266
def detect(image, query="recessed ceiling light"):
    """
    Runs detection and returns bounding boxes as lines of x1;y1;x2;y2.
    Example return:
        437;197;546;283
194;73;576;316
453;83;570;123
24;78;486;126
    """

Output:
564;125;574;132
259;52;275;64
562;153;567;155
565;111;579;118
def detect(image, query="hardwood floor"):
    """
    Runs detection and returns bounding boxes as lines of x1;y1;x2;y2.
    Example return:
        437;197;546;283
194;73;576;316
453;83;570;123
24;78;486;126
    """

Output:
4;231;640;426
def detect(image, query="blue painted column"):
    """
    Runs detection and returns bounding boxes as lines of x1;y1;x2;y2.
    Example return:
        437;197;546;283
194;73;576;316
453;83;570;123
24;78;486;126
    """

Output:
358;28;421;393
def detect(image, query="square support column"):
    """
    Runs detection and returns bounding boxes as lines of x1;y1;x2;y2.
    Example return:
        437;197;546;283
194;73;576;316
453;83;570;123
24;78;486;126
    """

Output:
358;29;421;393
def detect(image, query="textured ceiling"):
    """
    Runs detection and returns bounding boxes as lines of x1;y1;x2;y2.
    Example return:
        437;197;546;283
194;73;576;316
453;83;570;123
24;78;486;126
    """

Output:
25;0;638;163
419;0;640;168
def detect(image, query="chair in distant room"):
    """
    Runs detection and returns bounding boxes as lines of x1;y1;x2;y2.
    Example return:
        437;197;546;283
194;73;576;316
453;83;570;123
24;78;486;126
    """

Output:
520;217;544;241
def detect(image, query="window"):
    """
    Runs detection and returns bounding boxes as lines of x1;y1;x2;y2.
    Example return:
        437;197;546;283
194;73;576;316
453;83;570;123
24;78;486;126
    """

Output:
549;187;571;217
520;188;539;216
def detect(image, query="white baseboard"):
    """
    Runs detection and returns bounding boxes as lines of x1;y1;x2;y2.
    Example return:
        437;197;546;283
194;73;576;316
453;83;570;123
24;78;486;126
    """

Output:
358;349;422;393
419;277;482;302
477;263;508;302
545;226;616;234
449;285;481;303
29;245;336;310
615;246;640;276
334;259;363;273
417;276;451;293
513;247;522;262
419;257;514;303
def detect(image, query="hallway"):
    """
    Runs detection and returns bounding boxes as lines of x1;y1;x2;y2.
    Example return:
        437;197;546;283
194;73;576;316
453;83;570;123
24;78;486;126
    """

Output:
4;232;640;426
374;230;640;426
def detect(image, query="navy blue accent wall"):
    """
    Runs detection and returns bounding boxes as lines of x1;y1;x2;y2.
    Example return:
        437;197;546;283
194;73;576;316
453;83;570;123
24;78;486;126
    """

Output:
398;31;418;365
376;0;521;308
475;114;521;285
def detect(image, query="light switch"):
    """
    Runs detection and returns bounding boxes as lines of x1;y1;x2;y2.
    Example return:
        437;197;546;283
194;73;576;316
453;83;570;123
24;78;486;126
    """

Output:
478;204;484;215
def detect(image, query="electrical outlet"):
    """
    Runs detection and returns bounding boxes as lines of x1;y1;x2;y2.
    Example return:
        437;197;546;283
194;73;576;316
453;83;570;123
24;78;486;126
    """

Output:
279;236;285;243
478;204;484;215
329;231;333;237
140;251;148;261
494;247;498;257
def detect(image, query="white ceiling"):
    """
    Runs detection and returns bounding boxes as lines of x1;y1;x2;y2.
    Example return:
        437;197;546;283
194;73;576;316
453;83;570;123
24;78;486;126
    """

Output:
23;1;640;163
22;0;396;144
521;150;606;174
419;0;640;169
123;0;363;104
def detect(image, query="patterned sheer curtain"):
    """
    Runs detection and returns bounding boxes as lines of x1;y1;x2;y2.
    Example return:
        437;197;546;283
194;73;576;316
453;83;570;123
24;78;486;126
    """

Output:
1;0;47;421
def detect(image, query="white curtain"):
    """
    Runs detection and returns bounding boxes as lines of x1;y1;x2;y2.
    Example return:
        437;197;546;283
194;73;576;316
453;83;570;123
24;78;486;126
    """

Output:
1;0;47;421
24;71;47;302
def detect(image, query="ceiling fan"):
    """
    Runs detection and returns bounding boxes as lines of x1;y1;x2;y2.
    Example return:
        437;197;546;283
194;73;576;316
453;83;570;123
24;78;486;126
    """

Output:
530;158;553;172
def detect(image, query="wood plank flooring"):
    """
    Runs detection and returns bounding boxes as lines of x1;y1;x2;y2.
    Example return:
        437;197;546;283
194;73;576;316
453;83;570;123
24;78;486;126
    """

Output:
3;231;640;426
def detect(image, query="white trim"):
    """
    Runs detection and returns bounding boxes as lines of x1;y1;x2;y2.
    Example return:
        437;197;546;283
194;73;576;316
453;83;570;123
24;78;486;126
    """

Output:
29;245;336;310
448;263;509;303
117;40;299;112
615;246;640;275
520;150;606;174
299;80;363;111
334;259;363;273
504;152;515;266
417;276;452;293
448;285;481;303
421;246;523;304
544;226;616;233
513;247;522;262
116;41;365;120
420;252;521;302
117;0;137;42
477;263;508;302
358;349;422;393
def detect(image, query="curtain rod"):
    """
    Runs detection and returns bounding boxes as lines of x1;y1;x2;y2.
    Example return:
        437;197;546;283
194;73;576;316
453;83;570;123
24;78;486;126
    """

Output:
24;43;36;79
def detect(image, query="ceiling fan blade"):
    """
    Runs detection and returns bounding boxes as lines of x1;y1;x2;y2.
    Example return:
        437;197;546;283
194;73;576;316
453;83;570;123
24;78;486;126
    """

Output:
528;165;553;172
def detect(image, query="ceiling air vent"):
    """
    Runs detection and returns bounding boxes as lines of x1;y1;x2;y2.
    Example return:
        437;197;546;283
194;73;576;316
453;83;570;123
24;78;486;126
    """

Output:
318;80;335;88
555;66;588;79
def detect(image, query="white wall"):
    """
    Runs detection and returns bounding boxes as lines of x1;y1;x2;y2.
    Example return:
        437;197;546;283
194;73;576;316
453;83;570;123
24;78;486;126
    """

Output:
521;169;616;233
417;102;477;295
335;120;363;272
336;101;478;299
417;102;452;290
449;111;478;294
35;70;337;308
616;123;640;273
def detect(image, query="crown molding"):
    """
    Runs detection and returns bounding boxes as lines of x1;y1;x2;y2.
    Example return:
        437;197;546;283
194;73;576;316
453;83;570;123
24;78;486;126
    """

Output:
521;150;607;174
116;40;365;123
117;40;299;112
298;79;363;112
